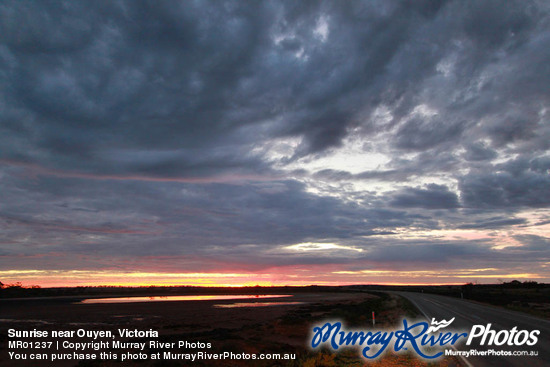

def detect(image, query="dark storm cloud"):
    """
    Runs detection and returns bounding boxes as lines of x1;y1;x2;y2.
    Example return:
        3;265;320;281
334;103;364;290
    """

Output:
1;0;273;177
0;171;421;257
0;0;547;176
457;217;527;229
393;116;467;151
463;142;498;162
1;1;549;279
366;241;491;263
460;157;550;209
222;235;547;270
510;235;550;252
389;184;460;209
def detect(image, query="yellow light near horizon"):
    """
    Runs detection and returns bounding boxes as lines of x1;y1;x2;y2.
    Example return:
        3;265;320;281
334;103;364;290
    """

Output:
1;267;544;288
0;270;313;288
332;269;541;279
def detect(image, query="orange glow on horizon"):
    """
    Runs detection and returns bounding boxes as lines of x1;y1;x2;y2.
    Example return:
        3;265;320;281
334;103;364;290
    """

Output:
1;268;545;288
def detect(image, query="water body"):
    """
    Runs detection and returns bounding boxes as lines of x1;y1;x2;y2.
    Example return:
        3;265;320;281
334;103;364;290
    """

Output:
79;294;292;304
214;301;304;308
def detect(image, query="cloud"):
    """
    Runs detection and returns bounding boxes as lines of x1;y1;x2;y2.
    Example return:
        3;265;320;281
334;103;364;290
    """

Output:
460;157;550;209
366;241;492;263
457;217;527;229
2;0;546;175
510;235;550;252
389;184;460;209
463;142;497;162
1;1;549;284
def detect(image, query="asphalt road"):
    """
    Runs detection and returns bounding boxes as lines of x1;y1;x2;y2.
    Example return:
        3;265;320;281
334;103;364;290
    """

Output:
397;292;550;367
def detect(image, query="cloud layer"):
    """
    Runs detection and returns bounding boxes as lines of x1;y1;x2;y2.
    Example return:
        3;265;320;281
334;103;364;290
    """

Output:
1;0;549;285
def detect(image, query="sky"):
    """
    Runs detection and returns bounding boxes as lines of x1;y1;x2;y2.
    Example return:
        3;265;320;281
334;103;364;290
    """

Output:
1;0;549;287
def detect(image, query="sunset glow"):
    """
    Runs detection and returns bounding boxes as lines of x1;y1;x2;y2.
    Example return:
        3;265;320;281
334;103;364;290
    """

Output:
1;266;545;288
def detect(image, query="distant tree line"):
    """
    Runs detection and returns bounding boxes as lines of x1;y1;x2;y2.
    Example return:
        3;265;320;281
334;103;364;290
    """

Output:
0;281;41;289
462;280;542;291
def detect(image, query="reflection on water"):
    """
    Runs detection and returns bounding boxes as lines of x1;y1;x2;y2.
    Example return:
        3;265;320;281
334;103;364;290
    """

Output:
214;302;304;308
79;294;292;304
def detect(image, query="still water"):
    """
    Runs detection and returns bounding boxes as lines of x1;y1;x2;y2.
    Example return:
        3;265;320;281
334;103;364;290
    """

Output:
79;294;292;304
214;301;304;308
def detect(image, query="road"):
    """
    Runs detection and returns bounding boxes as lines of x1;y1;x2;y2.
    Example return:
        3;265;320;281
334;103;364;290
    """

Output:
397;292;550;367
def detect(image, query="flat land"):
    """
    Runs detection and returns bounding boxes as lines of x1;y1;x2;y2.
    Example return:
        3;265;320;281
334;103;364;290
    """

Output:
0;290;462;367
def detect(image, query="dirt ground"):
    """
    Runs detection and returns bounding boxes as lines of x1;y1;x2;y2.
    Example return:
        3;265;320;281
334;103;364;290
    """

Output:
0;292;463;366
